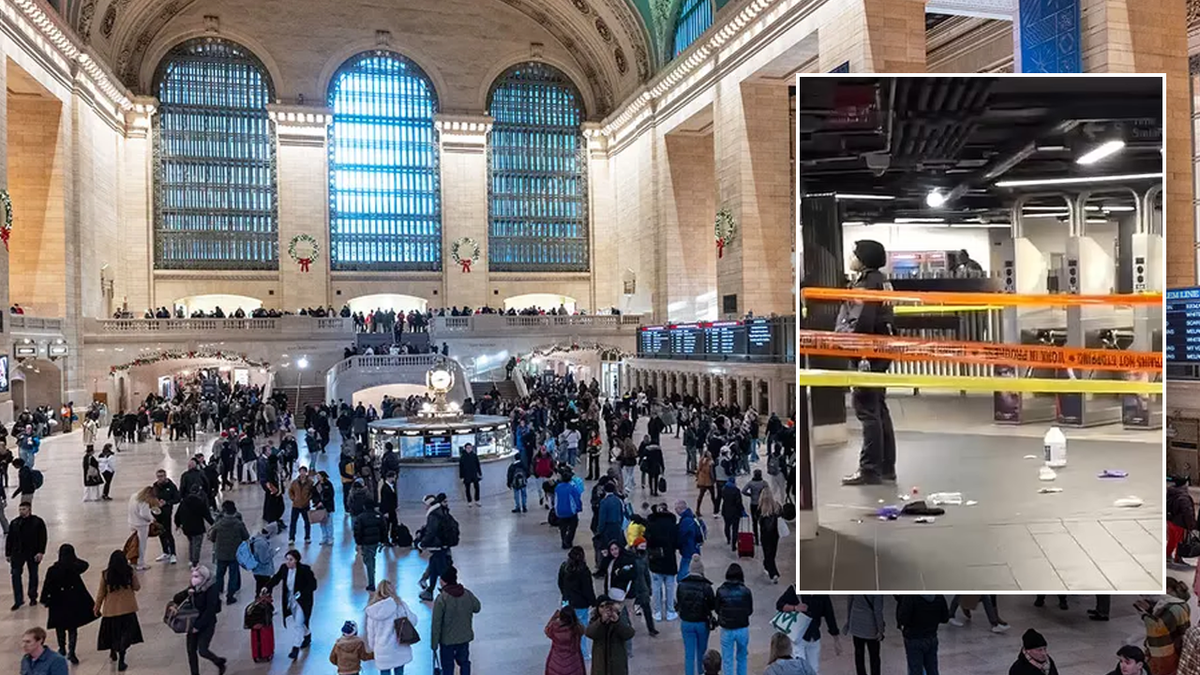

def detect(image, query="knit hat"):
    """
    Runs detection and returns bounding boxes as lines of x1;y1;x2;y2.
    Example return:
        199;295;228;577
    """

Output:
689;555;705;577
1022;629;1047;650
853;239;887;270
633;537;647;550
341;621;356;636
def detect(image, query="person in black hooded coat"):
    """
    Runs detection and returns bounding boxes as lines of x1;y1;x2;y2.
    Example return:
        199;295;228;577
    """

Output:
39;543;96;663
838;239;898;486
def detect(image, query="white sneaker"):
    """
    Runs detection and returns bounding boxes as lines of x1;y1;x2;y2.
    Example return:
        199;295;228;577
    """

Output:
155;554;169;562
169;555;177;565
992;624;1011;633
666;612;678;621
652;612;663;622
949;618;965;627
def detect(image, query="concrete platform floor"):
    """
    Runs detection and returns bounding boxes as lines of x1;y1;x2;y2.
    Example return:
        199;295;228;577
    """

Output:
805;594;1163;675
800;397;1163;591
0;420;794;674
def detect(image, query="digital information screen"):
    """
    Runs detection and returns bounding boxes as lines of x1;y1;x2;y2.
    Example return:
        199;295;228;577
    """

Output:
1167;287;1200;363
637;321;771;359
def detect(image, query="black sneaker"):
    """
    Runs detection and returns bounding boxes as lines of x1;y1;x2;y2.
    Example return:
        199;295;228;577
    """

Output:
1033;598;1045;608
10;602;22;611
882;473;897;482
68;654;79;665
288;648;299;660
301;635;311;649
28;597;37;606
842;471;882;486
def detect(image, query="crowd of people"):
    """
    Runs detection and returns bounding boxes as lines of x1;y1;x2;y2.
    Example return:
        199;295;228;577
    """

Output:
5;364;808;675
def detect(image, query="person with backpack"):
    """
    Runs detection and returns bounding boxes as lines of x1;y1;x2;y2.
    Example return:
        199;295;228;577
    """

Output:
715;563;753;675
208;500;250;605
418;494;458;602
674;501;705;580
7;501;47;610
618;437;638;495
353;500;386;592
1168;475;1196;566
10;457;39;505
170;564;227;675
311;471;336;546
677;555;717;675
458;443;482;508
507;454;529;514
246;528;276;594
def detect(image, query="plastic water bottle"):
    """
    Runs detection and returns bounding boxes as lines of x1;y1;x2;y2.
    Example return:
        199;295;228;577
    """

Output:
1043;427;1067;468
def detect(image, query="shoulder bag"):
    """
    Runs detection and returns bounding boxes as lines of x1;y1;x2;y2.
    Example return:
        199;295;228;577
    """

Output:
394;616;420;645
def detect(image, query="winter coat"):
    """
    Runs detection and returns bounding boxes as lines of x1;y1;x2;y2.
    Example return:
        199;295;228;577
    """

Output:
696;455;715;488
763;658;817;675
249;535;275;577
174;493;213;537
263;488;285;524
800;595;839;642
544;612;586;675
94;570;140;617
268;563;317;627
207;512;250;562
287;478;314;509
312;480;336;514
127;497;156;529
363;596;418;670
1169;485;1197;530
585;617;635;675
458;450;482;481
715;580;753;629
896;595;949;640
353;509;387;547
431;584;482;647
1143;595;1192;675
844;595;886;640
644;511;679;575
677;509;704;561
557;562;596;611
173;581;221;634
595;494;624;546
1176;625;1200;675
675;573;716;624
1008;653;1060;675
40;558;97;630
329;635;374;675
554;481;583;518
347;485;369;518
600;549;637;602
720;482;744;521
5;514;47;559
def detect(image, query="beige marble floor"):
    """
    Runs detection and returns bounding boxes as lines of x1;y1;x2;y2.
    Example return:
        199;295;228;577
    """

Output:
0;420;795;674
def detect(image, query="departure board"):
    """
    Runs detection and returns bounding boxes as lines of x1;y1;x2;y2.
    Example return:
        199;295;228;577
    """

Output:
706;321;745;355
638;320;776;359
1167;288;1200;363
671;324;704;356
746;318;774;356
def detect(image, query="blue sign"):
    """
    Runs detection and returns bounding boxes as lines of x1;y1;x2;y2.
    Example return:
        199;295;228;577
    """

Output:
1167;287;1200;363
1016;0;1081;73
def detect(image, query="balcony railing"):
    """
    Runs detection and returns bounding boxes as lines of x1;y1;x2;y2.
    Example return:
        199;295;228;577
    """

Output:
85;316;353;337
9;315;65;333
430;314;643;334
330;353;443;376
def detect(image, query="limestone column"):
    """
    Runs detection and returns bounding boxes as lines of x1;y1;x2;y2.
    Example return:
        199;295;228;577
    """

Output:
1079;0;1192;284
657;131;717;322
435;115;492;309
269;105;332;311
0;53;8;419
584;124;617;311
712;81;793;318
816;0;927;72
119;98;155;313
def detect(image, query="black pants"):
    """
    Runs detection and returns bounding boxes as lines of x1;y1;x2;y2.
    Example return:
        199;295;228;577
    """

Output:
186;624;223;675
649;472;661;496
385;509;400;544
854;636;881;675
558;514;579;549
462;480;479;503
254;574;272;596
749;504;761;543
852;387;896;477
55;627;77;656
289;506;311;541
723;515;739;550
587;454;600;480
157;510;176;556
761;533;779;579
10;555;38;604
697;486;718;515
1094;595;1111;616
102;470;115;499
636;597;656;633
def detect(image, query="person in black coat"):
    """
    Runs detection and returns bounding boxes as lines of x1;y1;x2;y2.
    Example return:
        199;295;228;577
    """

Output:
378;474;400;546
311;472;336;546
642;443;665;496
714;563;753;673
644;504;679;617
458;443;482;506
39;543;96;663
171;565;226;675
153;470;181;564
174;491;214;567
267;549;318;659
10;457;35;504
1009;629;1059;675
6;501;47;609
897;595;949;675
262;480;285;533
719;477;744;552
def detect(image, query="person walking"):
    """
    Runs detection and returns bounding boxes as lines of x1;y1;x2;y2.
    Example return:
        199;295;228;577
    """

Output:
98;445;116;501
715;563;753;675
757;487;783;584
353;500;386;591
555;469;584;549
153;469;181;565
207;500;250;605
10;458;37;505
379;473;400;545
843;595;885;675
586;595;635;675
696;452;718;516
459;443;482;507
719;477;744;553
418;494;457;603
7;501;47;610
644;502;679;622
764;632;818;675
174;487;214;568
93;550;142;672
82;447;103;502
896;594;949;675
287;466;315;545
740;470;767;544
796;595;841;672
947;595;1010;634
431;566;482;675
676;555;717;675
126;486;160;571
312;471;336;546
39;544;96;664
262;479;286;534
507;454;530;514
544;608;586;675
171;564;227;675
362;579;418;675
267;549;318;659
20;626;70;675
675;501;704;581
330;620;374;675
557;546;596;661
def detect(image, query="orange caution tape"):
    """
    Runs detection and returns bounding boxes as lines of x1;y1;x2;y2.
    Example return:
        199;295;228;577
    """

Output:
796;330;1162;373
801;287;1163;307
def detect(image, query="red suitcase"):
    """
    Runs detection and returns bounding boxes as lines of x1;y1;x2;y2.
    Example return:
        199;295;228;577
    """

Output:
737;515;755;558
250;624;274;662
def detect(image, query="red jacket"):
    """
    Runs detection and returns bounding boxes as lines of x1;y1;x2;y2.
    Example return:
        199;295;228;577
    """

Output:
544;613;586;675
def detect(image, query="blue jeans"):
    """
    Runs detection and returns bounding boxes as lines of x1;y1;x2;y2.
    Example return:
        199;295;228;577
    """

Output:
215;559;241;601
318;517;333;543
720;627;749;675
904;636;939;675
651;572;676;617
575;608;591;658
678;554;693;581
750;438;759;462
378;668;405;675
681;620;709;675
513;486;527;510
439;642;471;675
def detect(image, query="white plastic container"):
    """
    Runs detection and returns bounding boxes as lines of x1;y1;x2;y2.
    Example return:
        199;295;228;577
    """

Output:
1043;427;1067;468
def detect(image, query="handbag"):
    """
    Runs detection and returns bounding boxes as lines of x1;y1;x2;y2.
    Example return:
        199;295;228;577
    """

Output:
164;598;200;634
778;519;790;538
394;616;420;645
123;531;140;564
86;466;101;484
1178;531;1200;559
308;507;327;525
149;521;162;538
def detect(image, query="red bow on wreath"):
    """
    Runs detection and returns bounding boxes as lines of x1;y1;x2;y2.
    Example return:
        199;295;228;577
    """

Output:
298;258;312;272
716;238;725;259
460;259;472;273
1;228;9;252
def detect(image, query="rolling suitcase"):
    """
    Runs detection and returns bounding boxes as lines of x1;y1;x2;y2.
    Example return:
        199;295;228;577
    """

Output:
737;515;755;558
250;624;274;662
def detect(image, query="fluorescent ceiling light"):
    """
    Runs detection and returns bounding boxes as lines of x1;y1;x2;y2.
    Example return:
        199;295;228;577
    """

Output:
1023;206;1070;211
925;190;946;208
841;221;867;226
1022;212;1069;218
1025;205;1134;213
835;193;895;201
995;173;1162;188
1085;218;1110;224
1076;140;1126;166
1037;145;1067;151
894;217;945;224
1100;205;1135;212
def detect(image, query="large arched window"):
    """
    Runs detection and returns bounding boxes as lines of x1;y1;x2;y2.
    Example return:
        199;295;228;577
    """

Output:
328;51;441;271
153;38;277;269
674;0;713;57
487;62;588;272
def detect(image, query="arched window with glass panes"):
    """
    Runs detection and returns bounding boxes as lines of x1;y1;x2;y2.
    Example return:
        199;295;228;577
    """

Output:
152;38;277;269
487;62;588;272
674;0;713;57
327;51;441;271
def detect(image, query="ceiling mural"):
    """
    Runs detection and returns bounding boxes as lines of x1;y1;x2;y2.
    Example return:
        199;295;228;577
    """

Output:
1190;0;1200;30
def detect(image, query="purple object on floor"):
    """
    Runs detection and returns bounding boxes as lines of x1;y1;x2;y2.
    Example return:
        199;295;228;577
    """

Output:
1098;470;1128;478
876;505;901;518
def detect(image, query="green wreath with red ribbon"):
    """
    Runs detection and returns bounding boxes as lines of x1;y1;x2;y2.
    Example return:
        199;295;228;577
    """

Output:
714;208;736;259
288;233;319;272
451;237;481;273
0;190;12;252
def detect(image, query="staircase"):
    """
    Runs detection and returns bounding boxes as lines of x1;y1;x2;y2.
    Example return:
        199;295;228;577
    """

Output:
470;379;519;405
355;331;431;353
287;385;328;415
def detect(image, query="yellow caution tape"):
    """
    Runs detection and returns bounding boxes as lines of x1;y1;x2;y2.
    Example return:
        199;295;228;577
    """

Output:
797;369;1162;394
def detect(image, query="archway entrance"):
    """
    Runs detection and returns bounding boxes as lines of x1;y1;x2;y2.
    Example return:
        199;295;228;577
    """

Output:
346;294;428;315
174;294;263;316
503;293;576;313
10;359;62;414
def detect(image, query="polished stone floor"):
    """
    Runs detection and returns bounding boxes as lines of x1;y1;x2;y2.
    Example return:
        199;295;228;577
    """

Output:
807;594;1161;675
800;396;1163;591
0;419;794;674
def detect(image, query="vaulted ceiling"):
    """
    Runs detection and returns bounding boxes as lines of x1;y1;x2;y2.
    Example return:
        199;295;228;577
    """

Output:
62;0;662;114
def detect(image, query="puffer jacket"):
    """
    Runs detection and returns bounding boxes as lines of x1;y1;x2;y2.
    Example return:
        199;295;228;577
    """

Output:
353;509;386;547
363;596;417;670
675;573;716;624
715;580;753;629
207;512;250;562
644;511;679;576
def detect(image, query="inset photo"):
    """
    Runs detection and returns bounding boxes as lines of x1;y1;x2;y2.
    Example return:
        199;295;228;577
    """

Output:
796;74;1165;591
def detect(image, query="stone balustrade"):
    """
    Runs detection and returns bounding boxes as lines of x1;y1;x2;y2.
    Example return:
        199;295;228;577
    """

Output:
429;313;642;334
84;315;353;337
